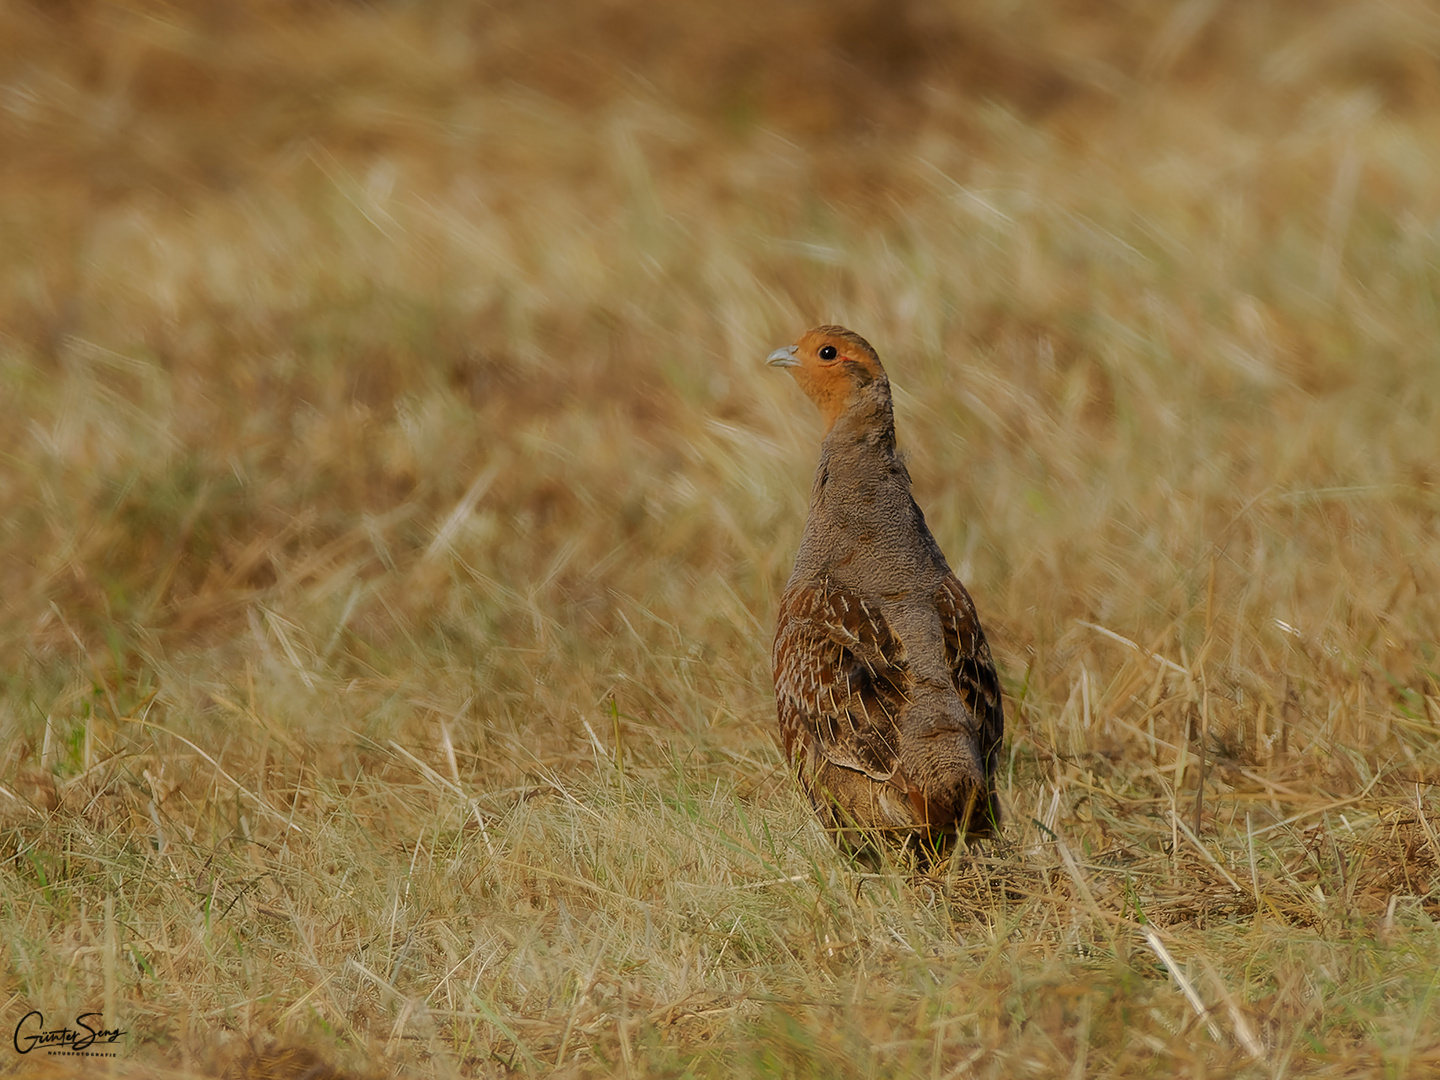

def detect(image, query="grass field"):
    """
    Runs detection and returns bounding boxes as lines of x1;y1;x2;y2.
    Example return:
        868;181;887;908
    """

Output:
3;1;1440;1077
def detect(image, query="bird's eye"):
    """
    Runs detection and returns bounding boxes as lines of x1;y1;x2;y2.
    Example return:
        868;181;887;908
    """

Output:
818;345;838;360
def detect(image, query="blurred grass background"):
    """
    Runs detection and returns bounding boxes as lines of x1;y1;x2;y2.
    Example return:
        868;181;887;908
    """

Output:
2;1;1440;1077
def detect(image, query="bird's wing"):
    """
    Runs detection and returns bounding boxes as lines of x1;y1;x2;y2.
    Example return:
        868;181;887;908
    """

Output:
772;580;910;782
934;574;1004;780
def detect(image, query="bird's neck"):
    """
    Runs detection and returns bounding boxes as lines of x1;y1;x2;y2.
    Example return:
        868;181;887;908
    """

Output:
815;396;901;485
792;395;945;589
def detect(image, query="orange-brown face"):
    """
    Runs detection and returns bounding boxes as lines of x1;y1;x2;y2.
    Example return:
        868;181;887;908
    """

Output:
766;326;885;432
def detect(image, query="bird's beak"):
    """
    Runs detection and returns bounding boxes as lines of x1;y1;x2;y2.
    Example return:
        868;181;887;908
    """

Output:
766;345;800;368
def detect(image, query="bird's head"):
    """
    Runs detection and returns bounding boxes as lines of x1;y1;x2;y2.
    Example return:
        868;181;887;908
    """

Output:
766;325;889;434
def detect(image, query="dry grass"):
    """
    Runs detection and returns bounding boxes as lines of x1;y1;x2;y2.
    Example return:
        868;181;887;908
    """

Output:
3;1;1440;1076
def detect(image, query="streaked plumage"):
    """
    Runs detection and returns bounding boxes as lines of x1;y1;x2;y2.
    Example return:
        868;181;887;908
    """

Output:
768;326;1003;852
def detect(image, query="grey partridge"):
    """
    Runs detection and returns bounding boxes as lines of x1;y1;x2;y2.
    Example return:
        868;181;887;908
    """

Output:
767;326;1003;853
